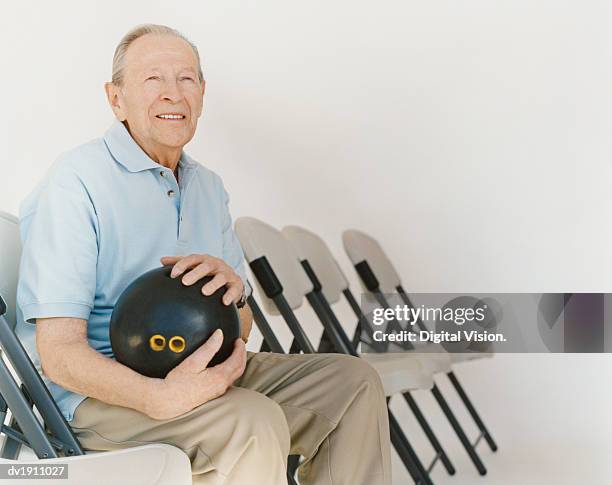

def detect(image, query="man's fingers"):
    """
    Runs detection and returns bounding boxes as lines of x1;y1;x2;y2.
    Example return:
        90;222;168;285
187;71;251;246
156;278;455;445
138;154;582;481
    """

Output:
201;273;229;296
211;338;246;381
173;328;224;374
160;255;241;305
169;254;207;278
196;339;246;400
160;256;181;266
229;339;247;381
222;282;243;306
181;262;214;286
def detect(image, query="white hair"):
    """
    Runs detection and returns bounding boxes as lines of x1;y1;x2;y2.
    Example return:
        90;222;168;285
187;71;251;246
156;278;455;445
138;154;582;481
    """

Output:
111;24;204;85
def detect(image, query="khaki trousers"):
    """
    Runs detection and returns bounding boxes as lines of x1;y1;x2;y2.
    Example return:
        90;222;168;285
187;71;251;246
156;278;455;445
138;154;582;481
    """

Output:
71;352;392;485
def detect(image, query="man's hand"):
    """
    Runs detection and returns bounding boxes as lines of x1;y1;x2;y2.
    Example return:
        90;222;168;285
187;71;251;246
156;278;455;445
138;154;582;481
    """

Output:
160;253;253;342
147;329;247;420
160;254;244;306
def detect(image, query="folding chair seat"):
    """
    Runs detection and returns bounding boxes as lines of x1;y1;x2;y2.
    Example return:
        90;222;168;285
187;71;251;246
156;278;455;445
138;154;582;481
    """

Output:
0;443;191;484
0;211;191;485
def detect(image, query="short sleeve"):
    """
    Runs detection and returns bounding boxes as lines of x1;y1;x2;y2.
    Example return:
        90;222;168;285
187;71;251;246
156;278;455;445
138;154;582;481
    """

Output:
218;181;252;297
17;162;99;323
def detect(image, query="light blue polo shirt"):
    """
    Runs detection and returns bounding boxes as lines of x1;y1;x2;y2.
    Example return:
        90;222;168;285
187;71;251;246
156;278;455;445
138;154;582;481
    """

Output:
15;121;249;421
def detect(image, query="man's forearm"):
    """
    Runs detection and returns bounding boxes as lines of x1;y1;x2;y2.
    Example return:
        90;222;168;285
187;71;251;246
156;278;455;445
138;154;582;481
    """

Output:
50;343;157;413
37;318;158;416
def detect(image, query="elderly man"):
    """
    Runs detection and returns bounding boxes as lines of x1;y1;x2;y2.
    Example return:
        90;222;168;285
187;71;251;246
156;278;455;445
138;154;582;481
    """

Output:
15;24;391;484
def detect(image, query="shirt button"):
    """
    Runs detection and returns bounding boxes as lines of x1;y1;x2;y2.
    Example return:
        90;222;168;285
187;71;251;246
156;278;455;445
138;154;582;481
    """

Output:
160;171;165;177
167;190;175;197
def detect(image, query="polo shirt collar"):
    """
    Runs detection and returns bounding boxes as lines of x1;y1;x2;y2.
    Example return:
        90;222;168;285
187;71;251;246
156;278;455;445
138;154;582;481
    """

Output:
103;120;194;172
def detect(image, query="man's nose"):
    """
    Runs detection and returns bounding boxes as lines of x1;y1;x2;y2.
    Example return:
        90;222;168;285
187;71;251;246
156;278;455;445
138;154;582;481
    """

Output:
159;79;182;102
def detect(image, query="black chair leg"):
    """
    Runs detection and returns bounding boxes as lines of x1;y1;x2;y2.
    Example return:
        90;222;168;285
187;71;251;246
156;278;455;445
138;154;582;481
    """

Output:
431;384;487;476
388;411;434;485
403;392;455;475
287;454;300;484
447;371;498;452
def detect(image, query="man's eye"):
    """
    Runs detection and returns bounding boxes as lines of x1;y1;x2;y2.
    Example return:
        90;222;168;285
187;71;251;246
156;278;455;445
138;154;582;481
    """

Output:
146;76;161;81
179;77;195;82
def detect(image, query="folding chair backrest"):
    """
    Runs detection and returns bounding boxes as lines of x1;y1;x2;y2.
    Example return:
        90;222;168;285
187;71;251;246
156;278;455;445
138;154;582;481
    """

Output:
342;229;402;294
235;217;313;315
0;213;84;458
282;226;349;305
0;212;21;329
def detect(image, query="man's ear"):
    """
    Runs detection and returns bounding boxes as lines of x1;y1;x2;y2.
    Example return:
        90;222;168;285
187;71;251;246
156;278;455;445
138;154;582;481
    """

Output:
104;82;127;121
196;79;206;118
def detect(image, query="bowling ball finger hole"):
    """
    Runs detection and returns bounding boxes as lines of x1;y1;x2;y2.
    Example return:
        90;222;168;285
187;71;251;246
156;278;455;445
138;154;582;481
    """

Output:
169;336;186;353
149;335;166;351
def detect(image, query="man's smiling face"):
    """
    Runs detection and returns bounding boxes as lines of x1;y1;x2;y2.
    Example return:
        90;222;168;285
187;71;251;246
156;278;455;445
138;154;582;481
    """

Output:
106;33;205;162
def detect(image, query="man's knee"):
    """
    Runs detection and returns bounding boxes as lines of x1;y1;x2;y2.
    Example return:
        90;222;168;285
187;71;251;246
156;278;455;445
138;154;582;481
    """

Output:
328;354;385;396
226;388;291;455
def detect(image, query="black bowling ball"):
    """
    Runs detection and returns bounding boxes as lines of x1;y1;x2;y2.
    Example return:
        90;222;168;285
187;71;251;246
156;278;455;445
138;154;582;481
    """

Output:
110;266;241;378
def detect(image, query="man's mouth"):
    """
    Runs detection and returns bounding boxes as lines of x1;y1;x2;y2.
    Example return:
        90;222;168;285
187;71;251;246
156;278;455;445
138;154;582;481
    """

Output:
156;114;186;120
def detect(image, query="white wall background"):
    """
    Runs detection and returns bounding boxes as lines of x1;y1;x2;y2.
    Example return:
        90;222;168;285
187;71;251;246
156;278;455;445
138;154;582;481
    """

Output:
1;1;611;483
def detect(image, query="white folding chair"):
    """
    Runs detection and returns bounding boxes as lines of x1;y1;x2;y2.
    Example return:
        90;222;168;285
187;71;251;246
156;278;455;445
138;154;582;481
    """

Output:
342;228;498;458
